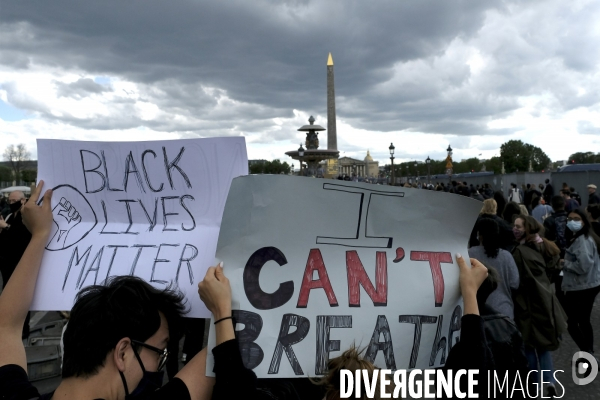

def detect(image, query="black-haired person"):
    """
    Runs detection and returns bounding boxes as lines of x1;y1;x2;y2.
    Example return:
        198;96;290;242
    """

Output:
493;191;507;219
469;218;519;319
570;187;582;206
587;204;600;236
512;215;567;395
0;190;31;290
476;266;529;390
544;196;569;258
502;201;522;225
543;179;554;204
561;209;600;354
561;189;580;213
531;196;553;225
438;255;494;399
0;181;216;400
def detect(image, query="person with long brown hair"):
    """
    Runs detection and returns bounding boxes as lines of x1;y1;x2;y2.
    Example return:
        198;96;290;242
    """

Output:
561;208;600;355
511;215;567;397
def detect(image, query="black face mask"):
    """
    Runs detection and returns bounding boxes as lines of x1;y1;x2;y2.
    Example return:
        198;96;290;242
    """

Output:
127;370;164;399
9;201;22;214
119;344;164;399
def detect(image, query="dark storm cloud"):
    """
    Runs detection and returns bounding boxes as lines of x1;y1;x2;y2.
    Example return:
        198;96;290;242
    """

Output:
0;1;495;124
2;0;600;142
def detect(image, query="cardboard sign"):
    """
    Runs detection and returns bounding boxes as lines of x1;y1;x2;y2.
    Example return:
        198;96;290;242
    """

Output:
207;176;480;376
32;138;247;317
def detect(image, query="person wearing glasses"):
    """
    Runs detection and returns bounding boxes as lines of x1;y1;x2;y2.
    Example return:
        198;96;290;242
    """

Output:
0;181;216;400
561;208;600;355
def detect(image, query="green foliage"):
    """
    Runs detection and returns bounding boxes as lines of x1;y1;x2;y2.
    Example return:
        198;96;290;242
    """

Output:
485;156;502;173
21;169;37;183
249;160;291;175
0;166;12;182
387;157;488;177
568;152;599;164
500;140;551;173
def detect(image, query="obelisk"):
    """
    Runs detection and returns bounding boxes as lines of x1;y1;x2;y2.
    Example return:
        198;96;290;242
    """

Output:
327;53;337;150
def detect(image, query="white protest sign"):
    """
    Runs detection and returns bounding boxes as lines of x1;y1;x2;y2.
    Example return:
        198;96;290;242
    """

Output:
32;138;247;317
207;175;480;376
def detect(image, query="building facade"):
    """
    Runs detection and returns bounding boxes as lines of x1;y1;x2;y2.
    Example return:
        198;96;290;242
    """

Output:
336;151;379;177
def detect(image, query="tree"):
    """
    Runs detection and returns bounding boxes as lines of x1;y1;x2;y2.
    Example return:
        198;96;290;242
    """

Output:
567;151;598;164
500;140;551;173
0;166;12;183
249;160;291;175
484;156;502;174
3;144;30;182
21;169;37;183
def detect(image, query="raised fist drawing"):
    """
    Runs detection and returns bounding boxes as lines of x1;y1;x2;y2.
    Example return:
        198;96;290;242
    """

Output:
48;197;82;249
41;185;98;252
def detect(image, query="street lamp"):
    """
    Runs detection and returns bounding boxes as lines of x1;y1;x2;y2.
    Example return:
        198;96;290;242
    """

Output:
389;143;395;186
426;156;431;185
298;144;305;175
414;162;419;182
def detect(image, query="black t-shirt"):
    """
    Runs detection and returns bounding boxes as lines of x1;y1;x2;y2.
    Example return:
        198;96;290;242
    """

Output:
0;364;190;400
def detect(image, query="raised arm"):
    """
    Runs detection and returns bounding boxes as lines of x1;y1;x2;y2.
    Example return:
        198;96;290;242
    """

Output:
0;181;53;369
170;263;233;400
458;254;488;316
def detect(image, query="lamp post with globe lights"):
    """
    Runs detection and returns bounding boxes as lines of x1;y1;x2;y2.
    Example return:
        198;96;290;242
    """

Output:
426;156;431;185
414;162;419;183
298;144;305;176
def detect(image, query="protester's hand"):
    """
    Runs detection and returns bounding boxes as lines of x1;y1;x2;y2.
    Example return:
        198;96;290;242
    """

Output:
457;254;488;296
198;263;232;320
0;215;7;229
21;181;53;239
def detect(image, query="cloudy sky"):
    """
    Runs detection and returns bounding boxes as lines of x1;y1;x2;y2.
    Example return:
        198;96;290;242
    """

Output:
2;0;600;166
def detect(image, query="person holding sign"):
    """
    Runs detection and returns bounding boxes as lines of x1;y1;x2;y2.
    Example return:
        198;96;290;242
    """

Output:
204;255;493;400
0;181;215;400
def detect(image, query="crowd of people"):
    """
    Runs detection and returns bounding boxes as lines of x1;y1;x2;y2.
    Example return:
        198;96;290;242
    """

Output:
1;178;600;399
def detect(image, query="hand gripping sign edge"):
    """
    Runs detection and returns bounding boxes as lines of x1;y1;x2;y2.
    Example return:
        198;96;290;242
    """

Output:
38;184;98;251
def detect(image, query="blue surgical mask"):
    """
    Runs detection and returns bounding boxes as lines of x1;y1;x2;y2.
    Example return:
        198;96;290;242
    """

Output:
567;220;583;232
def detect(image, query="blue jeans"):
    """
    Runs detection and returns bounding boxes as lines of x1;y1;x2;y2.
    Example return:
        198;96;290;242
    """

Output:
525;347;555;384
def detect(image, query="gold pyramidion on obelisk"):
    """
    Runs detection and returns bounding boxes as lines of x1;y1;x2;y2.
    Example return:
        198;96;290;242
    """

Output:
327;52;334;66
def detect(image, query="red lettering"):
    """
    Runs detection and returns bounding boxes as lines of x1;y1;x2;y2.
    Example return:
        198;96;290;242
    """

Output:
393;247;405;263
296;249;338;308
410;251;453;307
346;251;387;307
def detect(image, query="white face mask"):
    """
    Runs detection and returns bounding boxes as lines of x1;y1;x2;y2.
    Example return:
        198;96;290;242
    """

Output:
567;220;583;232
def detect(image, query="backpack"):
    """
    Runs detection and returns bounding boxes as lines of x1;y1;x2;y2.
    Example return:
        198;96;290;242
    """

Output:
482;312;529;372
554;214;568;253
